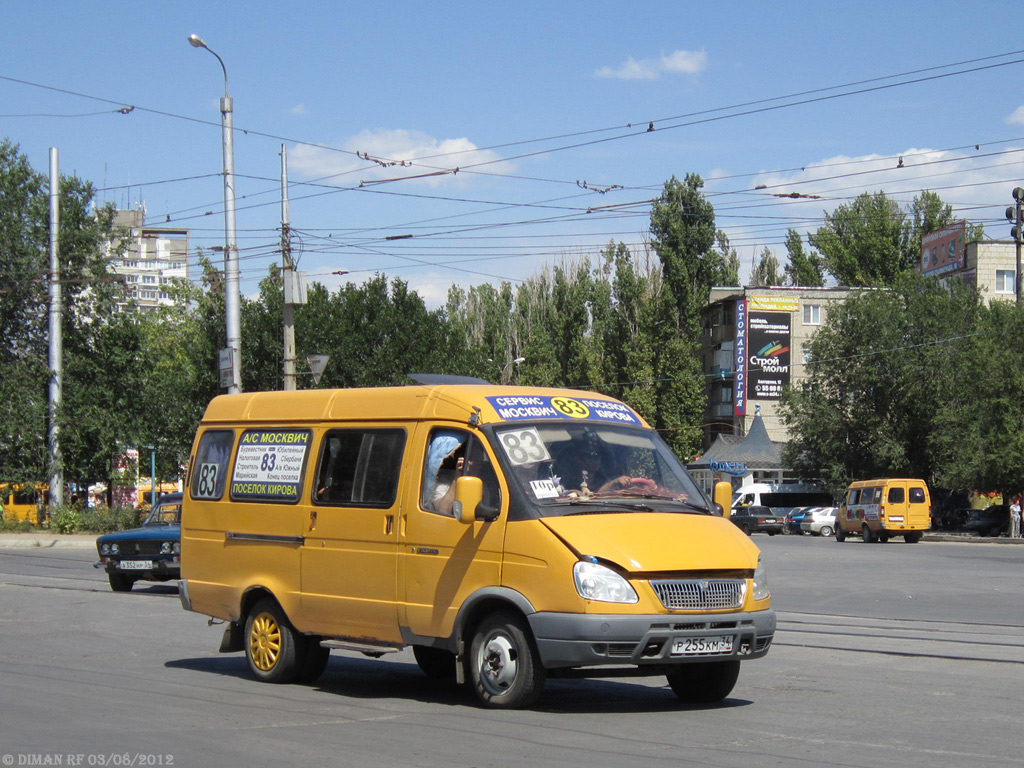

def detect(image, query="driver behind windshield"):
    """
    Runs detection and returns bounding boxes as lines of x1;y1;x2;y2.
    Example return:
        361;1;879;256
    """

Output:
555;429;659;496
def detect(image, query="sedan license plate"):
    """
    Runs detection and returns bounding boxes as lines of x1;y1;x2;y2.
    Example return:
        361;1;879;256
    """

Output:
671;635;734;656
118;560;153;570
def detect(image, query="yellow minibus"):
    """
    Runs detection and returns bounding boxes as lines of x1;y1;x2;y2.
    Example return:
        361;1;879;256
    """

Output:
836;478;931;543
178;378;775;708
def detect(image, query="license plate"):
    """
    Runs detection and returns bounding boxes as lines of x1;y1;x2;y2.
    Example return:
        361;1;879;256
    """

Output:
671;635;734;656
118;560;153;570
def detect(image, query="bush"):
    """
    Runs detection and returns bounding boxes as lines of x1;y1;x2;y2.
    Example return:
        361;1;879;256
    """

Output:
49;505;139;534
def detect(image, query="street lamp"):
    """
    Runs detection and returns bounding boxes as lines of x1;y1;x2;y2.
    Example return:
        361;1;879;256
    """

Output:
502;357;526;384
189;33;241;393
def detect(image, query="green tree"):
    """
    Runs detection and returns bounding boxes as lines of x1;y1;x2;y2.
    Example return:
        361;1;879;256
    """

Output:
783;228;825;287
715;230;741;286
0;140;119;487
930;300;1024;499
751;246;783;287
779;274;981;492
649;174;722;330
809;191;911;286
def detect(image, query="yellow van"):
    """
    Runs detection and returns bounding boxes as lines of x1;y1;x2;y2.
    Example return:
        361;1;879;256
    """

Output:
178;378;775;708
836;478;931;543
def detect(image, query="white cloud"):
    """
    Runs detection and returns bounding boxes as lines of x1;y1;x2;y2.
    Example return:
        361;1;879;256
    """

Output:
1005;106;1024;125
289;103;307;116
288;129;509;185
595;49;707;80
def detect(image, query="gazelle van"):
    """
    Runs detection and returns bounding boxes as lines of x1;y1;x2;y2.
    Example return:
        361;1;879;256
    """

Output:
178;378;775;708
836;478;931;543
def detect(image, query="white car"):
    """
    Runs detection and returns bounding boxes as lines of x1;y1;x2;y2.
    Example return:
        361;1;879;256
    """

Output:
800;506;837;537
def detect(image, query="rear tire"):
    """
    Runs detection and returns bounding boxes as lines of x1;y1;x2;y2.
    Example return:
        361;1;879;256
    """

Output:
819;525;833;538
904;531;922;544
108;573;134;592
244;599;304;684
666;660;740;703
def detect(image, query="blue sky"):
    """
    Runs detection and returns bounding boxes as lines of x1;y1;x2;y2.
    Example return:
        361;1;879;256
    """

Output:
4;1;1024;305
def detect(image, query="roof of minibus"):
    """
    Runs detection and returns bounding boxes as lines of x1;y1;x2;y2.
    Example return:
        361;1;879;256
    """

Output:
198;384;649;429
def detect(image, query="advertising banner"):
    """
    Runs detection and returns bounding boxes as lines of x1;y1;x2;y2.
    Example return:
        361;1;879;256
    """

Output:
734;299;747;416
747;311;791;400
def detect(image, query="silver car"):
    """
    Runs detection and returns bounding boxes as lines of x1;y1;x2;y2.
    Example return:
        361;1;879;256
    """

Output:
800;506;837;537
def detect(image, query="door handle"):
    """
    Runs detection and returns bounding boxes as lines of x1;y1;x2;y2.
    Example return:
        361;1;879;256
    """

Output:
385;514;394;535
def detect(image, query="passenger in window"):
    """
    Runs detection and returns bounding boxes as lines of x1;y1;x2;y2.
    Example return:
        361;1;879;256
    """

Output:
422;431;469;516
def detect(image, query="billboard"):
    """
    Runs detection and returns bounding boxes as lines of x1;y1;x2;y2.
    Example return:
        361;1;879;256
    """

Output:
747;311;791;400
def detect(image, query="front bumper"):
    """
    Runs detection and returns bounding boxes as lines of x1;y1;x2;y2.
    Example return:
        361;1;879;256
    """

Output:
94;557;179;581
528;608;775;669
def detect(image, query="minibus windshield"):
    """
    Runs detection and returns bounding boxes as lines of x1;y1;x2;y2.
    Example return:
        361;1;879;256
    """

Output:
492;422;708;512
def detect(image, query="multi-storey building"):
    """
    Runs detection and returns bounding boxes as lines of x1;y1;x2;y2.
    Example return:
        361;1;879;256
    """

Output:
108;209;189;310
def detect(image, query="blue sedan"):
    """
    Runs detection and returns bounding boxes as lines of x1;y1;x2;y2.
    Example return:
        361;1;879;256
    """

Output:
95;492;182;592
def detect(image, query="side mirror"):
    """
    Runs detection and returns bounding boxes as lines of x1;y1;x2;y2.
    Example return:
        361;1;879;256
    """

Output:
714;481;733;518
452;475;484;525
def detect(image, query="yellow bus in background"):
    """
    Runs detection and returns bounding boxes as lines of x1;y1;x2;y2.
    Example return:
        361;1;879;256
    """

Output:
0;483;46;525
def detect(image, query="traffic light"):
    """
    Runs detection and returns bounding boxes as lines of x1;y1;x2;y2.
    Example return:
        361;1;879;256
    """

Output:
1008;188;1024;242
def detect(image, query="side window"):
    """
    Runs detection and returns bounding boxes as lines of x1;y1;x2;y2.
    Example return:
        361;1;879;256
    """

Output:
314;429;405;507
421;429;470;516
190;430;234;500
421;429;502;518
848;489;860;505
909;487;926;504
888;487;905;504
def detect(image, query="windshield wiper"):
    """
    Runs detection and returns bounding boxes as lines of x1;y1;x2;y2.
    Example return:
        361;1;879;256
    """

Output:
565;498;655;512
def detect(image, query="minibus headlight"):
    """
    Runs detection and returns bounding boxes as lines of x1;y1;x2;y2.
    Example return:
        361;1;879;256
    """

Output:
573;560;638;604
752;556;769;601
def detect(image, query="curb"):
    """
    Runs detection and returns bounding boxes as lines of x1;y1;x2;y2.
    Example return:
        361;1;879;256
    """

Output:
0;534;97;549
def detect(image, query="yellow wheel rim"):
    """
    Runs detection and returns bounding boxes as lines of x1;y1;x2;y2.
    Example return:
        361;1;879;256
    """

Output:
249;611;282;671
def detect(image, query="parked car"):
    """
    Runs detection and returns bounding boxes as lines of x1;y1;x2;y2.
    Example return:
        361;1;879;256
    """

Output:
729;505;784;536
95;492;182;591
800;506;838;537
964;506;1010;538
785;507;813;534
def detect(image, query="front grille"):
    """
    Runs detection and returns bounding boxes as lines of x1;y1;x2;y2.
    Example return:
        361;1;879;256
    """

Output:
115;540;164;556
650;579;745;611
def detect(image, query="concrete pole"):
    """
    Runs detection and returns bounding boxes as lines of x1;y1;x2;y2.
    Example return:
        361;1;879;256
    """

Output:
47;148;64;509
281;145;296;391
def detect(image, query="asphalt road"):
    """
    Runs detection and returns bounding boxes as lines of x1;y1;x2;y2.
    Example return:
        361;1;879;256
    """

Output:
0;535;1021;768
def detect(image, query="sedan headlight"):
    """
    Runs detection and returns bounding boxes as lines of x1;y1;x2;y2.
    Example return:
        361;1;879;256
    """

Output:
172;542;181;555
573;560;638;604
99;543;110;556
752;556;770;601
160;542;172;554
109;543;119;555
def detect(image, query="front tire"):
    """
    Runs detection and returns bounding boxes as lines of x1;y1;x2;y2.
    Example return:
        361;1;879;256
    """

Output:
245;599;304;684
666;660;740;703
835;526;847;542
862;525;874;543
108;573;134;592
468;612;546;709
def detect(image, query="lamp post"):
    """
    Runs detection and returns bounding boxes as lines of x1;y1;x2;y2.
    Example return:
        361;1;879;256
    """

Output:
502;357;526;384
189;34;241;393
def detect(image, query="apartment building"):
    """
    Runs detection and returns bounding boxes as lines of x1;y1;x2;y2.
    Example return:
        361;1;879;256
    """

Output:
109;209;189;310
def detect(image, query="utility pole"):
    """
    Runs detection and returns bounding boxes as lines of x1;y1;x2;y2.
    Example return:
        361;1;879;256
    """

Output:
281;145;296;390
1007;187;1024;307
48;148;64;509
